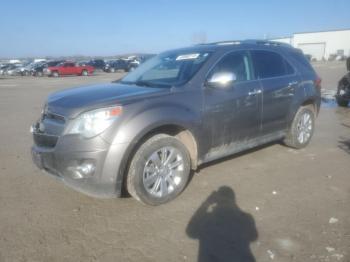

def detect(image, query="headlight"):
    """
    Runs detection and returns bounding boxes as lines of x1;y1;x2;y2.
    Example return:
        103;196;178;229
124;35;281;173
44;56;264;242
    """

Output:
66;106;122;138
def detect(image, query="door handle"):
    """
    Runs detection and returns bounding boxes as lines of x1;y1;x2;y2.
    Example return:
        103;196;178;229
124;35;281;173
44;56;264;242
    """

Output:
248;89;262;96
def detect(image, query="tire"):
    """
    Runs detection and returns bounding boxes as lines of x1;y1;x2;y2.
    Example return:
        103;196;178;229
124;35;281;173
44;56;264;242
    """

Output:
81;70;88;76
336;97;349;107
52;71;59;77
127;134;191;205
284;105;315;149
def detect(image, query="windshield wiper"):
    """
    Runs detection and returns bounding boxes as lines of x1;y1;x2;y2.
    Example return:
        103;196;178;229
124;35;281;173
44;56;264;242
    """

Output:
136;80;172;88
135;80;154;87
119;80;172;88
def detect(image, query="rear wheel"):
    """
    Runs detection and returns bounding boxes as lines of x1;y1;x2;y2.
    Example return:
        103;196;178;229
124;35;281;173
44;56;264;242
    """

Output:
284;105;315;149
127;134;191;205
81;70;88;76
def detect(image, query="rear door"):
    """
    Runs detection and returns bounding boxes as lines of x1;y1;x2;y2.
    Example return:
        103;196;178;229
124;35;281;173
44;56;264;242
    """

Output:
250;50;300;135
61;63;75;75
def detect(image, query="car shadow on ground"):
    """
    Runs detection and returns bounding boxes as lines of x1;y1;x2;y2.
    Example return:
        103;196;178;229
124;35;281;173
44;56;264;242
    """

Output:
186;186;258;262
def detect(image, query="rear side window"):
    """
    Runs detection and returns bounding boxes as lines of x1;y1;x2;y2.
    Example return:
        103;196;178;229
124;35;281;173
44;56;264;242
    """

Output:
288;51;315;73
251;50;294;79
210;51;251;82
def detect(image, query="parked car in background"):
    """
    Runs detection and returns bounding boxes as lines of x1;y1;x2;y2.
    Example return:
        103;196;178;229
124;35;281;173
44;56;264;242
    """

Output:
77;61;89;66
335;57;350;107
15;62;33;76
31;60;65;77
31;40;321;205
87;59;105;70
104;59;134;73
0;64;11;75
127;59;140;71
2;64;22;76
30;61;49;76
45;61;94;77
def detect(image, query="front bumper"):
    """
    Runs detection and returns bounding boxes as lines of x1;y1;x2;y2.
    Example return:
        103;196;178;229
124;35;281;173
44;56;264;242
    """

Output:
31;134;130;198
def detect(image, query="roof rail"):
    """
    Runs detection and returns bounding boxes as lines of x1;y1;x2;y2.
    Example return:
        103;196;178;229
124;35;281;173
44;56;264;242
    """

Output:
199;39;293;48
197;40;241;46
243;39;293;48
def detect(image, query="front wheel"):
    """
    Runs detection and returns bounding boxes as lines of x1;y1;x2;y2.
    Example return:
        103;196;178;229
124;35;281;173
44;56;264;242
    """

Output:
284;106;315;149
127;134;191;205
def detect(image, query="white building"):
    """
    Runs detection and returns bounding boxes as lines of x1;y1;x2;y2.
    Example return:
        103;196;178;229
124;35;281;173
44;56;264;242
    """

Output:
271;29;350;61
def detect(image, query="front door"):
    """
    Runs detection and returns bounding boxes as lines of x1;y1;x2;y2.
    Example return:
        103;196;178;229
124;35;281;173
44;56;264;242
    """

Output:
202;51;262;161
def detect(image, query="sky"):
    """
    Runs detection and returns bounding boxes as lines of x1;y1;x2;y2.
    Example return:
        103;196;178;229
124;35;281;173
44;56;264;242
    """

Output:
0;0;349;58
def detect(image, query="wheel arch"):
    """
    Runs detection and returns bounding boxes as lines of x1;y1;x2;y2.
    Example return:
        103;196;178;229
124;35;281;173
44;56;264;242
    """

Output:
115;123;199;196
289;96;319;124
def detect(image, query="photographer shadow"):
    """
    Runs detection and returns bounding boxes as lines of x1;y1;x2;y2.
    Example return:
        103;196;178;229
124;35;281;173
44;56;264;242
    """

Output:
187;186;258;262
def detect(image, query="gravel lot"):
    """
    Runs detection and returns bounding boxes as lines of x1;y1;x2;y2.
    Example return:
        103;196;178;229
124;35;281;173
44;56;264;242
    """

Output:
0;64;349;262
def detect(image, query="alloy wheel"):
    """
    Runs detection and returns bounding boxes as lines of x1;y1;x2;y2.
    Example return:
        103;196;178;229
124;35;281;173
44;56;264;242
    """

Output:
143;146;184;198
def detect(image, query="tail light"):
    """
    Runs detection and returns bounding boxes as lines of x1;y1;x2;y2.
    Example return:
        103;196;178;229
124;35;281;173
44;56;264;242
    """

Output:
314;76;322;90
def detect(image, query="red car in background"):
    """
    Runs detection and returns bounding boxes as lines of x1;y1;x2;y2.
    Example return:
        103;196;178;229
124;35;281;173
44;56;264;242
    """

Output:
45;61;94;77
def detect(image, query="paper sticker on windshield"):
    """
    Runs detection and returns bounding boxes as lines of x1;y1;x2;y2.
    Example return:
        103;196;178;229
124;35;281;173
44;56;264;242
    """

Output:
176;53;200;60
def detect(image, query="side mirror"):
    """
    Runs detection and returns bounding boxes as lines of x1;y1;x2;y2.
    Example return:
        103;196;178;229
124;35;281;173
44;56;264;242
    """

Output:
206;72;237;89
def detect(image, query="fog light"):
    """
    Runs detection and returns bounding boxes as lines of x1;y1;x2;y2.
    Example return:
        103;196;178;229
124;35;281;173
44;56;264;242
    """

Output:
67;162;95;179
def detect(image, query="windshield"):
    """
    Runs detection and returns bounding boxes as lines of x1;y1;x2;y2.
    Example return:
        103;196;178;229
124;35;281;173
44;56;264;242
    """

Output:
120;51;210;87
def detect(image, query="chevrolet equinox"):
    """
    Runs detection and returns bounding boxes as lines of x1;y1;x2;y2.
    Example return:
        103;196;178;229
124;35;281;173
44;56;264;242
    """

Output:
31;40;321;205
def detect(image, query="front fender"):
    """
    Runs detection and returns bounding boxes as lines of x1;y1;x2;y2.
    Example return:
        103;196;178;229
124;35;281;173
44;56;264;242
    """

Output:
101;103;202;196
109;104;201;145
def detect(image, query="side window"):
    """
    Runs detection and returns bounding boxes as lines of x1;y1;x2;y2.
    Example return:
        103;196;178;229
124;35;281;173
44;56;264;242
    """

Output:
210;51;251;82
251;50;292;79
289;51;315;73
284;59;295;75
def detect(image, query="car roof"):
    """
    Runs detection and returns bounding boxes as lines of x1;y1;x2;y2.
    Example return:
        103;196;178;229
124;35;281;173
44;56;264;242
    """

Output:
165;39;296;54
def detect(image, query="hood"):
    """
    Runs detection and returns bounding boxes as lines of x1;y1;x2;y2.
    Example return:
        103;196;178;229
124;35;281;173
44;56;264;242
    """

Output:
47;82;167;118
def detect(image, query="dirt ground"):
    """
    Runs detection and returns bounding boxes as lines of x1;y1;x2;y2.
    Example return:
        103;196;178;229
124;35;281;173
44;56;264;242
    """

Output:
0;63;349;262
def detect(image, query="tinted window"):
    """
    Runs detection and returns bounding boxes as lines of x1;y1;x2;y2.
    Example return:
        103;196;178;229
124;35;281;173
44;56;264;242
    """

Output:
284;59;295;74
252;50;292;79
210;51;251;82
288;51;315;73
